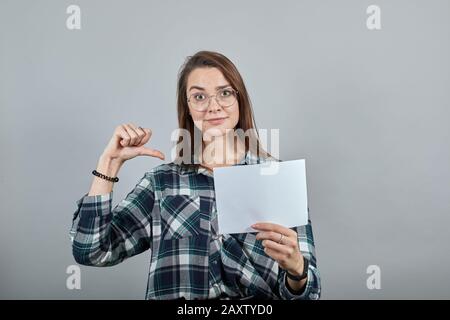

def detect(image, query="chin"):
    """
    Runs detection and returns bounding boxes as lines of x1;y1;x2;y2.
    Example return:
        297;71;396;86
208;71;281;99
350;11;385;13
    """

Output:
202;126;234;139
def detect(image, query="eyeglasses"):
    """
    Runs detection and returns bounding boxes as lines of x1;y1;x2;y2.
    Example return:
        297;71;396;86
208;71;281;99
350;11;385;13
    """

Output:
187;88;239;112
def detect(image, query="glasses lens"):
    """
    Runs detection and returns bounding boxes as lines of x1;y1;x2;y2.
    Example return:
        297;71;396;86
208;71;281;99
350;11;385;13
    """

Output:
189;92;208;111
188;89;237;110
217;88;237;107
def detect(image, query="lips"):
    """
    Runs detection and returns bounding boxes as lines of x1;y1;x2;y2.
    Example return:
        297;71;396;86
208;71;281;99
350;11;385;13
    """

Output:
206;117;228;125
206;117;227;121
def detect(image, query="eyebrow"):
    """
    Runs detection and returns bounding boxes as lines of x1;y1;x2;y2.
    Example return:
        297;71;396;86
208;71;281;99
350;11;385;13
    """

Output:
188;85;232;92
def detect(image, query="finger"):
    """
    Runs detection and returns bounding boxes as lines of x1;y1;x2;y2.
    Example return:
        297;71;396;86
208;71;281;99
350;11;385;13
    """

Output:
252;222;297;238
124;123;140;146
133;126;147;146
128;123;144;145
137;128;152;146
262;239;296;256
117;125;132;147
139;147;165;160
263;247;286;262
256;231;296;247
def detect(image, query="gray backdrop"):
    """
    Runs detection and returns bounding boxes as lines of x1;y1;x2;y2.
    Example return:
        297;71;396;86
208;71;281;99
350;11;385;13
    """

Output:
1;0;449;299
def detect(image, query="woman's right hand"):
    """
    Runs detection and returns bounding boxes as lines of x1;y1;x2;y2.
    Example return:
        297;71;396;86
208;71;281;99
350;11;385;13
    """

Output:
101;123;165;163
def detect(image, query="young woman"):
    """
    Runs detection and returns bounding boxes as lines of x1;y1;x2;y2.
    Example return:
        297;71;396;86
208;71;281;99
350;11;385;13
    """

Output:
70;51;321;300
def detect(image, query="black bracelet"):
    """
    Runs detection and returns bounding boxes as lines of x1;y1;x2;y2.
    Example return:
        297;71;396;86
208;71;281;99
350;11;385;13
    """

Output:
286;256;309;281
92;169;119;182
285;273;307;295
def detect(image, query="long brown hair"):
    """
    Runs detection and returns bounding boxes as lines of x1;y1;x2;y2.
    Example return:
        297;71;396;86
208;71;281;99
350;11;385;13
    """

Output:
174;50;274;168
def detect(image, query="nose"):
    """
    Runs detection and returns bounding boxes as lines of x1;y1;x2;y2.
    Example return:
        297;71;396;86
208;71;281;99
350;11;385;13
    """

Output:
206;96;223;113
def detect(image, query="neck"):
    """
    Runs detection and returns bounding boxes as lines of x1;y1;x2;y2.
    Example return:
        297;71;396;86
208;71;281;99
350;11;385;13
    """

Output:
201;131;246;167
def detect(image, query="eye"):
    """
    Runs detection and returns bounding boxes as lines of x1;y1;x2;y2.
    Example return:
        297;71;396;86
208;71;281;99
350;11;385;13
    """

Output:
221;89;232;97
194;93;206;101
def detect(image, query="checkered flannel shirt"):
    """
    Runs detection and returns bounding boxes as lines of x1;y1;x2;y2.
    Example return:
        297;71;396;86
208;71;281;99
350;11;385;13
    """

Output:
70;151;321;300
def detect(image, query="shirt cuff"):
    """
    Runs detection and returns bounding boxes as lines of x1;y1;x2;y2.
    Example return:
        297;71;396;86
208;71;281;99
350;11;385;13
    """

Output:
76;191;114;217
69;191;114;242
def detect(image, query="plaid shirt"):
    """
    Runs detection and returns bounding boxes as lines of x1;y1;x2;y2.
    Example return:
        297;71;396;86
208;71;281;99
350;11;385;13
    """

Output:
70;151;321;300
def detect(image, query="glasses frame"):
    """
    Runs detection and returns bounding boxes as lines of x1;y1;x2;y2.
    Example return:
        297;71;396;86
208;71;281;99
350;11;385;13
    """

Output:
187;87;239;111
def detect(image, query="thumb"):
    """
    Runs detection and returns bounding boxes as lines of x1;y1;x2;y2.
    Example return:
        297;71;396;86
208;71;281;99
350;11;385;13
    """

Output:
138;146;165;160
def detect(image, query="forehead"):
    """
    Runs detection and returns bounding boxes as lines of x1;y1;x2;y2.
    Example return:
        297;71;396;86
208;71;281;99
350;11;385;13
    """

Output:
186;67;230;89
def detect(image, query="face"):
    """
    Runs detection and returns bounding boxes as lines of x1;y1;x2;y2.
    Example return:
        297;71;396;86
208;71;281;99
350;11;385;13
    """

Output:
186;67;239;140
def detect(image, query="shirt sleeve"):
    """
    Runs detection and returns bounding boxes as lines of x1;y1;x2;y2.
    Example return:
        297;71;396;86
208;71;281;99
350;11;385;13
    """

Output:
278;209;322;300
69;172;156;267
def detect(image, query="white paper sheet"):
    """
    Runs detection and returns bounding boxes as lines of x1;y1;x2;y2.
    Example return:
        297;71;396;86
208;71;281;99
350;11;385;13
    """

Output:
213;159;309;234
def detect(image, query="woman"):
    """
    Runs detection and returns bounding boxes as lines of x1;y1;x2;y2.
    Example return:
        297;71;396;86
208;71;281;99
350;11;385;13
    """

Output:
70;51;321;300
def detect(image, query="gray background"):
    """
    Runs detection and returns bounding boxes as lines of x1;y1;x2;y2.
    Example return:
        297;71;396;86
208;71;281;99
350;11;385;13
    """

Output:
1;0;449;299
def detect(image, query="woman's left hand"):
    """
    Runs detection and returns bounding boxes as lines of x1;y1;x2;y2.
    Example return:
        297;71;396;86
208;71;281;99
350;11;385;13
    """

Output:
252;222;304;276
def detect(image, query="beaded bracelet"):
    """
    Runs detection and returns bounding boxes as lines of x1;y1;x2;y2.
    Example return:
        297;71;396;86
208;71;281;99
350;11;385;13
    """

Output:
92;169;119;182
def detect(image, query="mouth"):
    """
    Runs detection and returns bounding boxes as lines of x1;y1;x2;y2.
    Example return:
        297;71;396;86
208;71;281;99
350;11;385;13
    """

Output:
206;117;228;124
